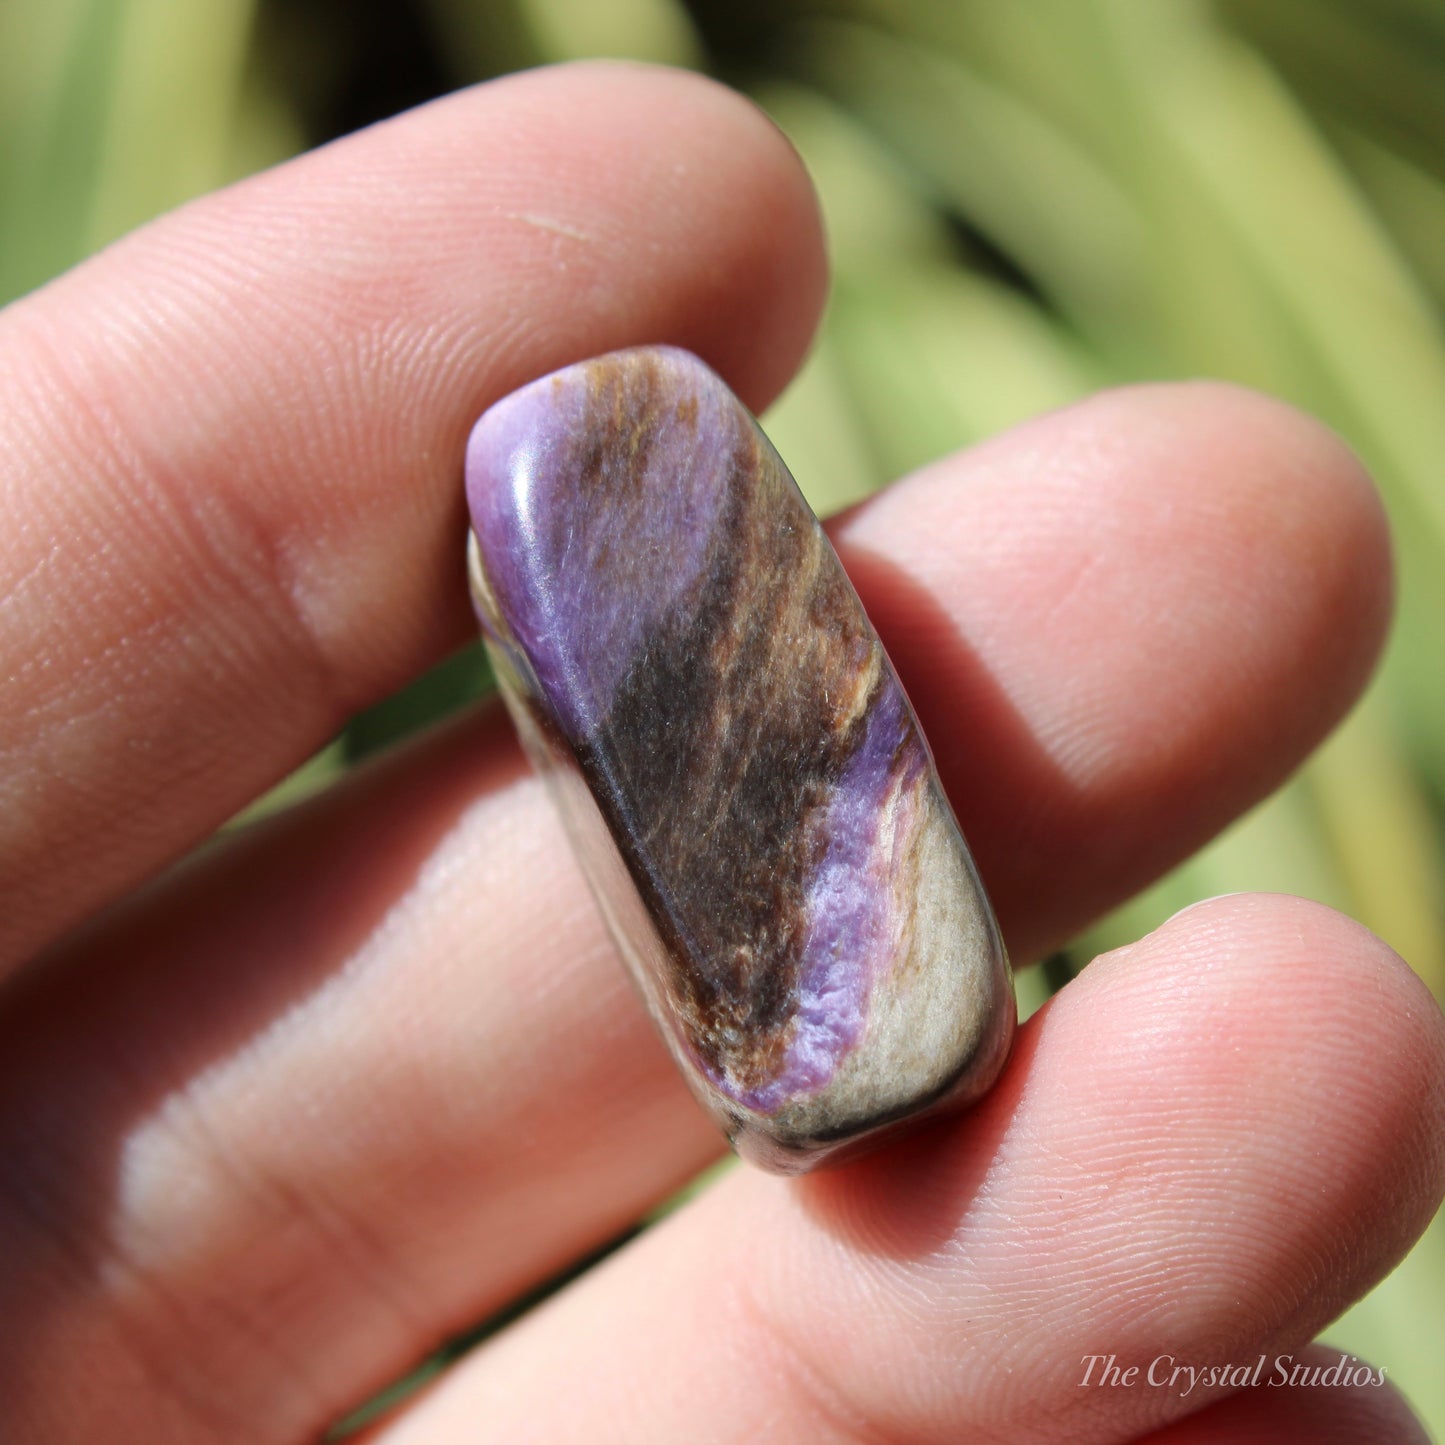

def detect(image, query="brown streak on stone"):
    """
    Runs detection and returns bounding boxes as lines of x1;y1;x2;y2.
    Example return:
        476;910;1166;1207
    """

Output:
563;373;905;1095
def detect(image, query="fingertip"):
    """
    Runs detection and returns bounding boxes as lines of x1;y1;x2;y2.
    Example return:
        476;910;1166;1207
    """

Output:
1158;380;1394;704
1087;890;1443;1106
1073;892;1445;1298
830;382;1395;957
579;61;830;409
1151;889;1439;1048
447;59;831;411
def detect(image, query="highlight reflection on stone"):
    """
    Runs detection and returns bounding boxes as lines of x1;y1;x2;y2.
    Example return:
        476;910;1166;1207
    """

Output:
465;346;1014;1171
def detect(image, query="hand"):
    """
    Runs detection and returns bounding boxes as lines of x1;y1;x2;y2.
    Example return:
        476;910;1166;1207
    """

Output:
1;62;1440;1445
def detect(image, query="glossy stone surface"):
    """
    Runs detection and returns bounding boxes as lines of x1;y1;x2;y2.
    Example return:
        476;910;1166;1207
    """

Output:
465;346;1013;1171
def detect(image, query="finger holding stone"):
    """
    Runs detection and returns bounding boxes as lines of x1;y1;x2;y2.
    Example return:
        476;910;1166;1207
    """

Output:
0;712;724;1445
365;896;1445;1445
0;384;1396;1442
835;379;1392;962
0;60;827;975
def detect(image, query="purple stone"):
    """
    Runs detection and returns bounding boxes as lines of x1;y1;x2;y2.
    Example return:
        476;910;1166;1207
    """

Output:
466;346;1013;1171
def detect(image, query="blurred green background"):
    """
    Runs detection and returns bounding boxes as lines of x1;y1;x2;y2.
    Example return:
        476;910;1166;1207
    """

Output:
4;0;1444;1433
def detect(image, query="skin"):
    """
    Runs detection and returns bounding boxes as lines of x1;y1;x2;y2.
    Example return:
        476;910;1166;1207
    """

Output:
0;59;1441;1445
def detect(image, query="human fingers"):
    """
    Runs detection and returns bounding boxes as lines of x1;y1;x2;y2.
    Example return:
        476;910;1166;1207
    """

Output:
835;378;1391;959
0;60;826;972
0;385;1393;1441
366;896;1445;1445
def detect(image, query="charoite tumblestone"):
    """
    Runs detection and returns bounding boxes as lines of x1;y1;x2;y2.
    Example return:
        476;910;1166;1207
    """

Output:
465;345;1014;1171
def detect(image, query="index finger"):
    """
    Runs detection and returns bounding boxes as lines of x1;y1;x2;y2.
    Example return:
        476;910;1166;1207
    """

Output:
0;61;827;972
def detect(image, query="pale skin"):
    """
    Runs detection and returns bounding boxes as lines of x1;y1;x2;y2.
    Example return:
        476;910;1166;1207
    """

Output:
0;60;1442;1445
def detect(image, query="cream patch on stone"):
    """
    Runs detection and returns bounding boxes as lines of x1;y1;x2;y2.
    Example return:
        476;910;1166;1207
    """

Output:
765;777;1006;1145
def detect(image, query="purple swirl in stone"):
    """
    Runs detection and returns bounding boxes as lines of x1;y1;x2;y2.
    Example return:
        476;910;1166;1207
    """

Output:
740;679;926;1114
466;353;733;741
465;346;1013;1171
